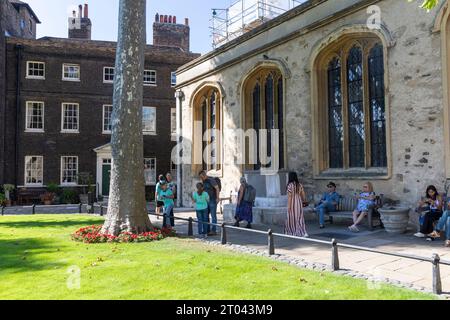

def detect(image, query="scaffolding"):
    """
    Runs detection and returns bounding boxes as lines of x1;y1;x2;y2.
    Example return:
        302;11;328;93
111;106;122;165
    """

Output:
210;0;307;49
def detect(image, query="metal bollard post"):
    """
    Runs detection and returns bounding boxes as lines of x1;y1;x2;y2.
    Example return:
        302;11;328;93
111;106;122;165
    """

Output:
432;253;442;295
268;229;275;255
79;203;82;214
331;238;339;271
221;223;227;245
100;205;104;216
188;217;193;236
32;204;36;215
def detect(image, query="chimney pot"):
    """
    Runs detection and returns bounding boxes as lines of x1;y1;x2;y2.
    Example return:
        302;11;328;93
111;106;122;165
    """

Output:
84;4;88;18
72;10;76;18
78;5;82;18
173;16;177;24
160;15;164;23
155;13;159;22
164;15;168;23
169;16;172;24
185;18;189;26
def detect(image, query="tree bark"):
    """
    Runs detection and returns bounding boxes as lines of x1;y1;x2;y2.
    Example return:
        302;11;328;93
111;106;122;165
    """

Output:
101;0;152;235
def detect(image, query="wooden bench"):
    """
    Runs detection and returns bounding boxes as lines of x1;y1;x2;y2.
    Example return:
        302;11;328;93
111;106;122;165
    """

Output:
321;195;384;230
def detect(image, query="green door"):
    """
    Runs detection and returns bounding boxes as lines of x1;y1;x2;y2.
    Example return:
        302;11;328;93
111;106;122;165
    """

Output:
102;164;111;196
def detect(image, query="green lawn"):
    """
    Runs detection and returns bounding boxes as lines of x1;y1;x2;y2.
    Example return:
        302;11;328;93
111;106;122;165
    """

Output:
0;214;436;300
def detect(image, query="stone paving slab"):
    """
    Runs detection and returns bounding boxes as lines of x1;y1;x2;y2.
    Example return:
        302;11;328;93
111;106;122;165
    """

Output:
162;210;450;293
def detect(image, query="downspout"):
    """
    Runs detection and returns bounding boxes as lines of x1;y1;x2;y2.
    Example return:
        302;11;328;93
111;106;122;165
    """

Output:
15;44;23;188
175;90;184;207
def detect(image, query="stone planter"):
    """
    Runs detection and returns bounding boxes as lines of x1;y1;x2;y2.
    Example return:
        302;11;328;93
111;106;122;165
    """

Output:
378;207;410;234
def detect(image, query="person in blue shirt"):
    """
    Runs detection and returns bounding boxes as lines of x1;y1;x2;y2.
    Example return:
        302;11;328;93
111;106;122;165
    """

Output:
191;182;210;237
315;182;340;229
159;181;174;228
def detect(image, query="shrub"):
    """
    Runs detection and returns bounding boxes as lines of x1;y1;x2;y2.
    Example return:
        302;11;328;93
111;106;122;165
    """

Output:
61;189;78;204
71;225;176;243
0;193;6;206
46;183;60;194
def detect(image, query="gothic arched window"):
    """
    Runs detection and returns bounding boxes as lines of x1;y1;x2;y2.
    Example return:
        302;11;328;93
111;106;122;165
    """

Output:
317;37;387;173
193;87;221;173
244;68;285;171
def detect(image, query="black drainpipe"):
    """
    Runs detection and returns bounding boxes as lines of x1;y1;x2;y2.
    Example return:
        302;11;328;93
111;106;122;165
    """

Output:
15;44;23;188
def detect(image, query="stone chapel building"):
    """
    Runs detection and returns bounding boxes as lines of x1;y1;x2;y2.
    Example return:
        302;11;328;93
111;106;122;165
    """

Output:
174;0;450;210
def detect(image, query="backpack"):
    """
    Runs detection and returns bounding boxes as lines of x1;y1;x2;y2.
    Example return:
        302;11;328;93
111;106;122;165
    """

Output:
213;177;222;192
243;184;256;203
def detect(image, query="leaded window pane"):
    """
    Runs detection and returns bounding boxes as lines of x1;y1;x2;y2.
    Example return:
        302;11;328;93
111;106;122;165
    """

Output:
369;44;387;167
253;83;261;170
265;75;274;164
347;46;365;168
327;58;343;168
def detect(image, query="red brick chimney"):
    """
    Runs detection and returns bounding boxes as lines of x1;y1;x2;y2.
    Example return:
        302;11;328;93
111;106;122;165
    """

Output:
153;14;190;51
69;3;92;40
84;4;89;18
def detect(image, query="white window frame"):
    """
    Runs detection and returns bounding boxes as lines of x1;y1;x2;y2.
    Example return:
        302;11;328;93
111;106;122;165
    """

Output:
60;156;78;186
24;156;43;186
171;71;177;87
62;63;80;81
26;61;45;80
25;101;44;133
103;67;115;83
144;157;157;186
102;104;113;134
61;103;80;133
142;106;156;135
143;69;157;86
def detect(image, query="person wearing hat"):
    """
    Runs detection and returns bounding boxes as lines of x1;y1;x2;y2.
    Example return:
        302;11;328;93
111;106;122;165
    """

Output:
315;182;340;229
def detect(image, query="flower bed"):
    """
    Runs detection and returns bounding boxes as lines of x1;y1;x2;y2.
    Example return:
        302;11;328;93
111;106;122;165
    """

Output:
71;225;176;243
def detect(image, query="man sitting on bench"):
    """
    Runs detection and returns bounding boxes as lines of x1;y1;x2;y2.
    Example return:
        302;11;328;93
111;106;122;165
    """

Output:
314;182;340;229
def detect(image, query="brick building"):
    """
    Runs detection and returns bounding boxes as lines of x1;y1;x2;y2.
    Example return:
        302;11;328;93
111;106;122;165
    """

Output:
0;1;199;202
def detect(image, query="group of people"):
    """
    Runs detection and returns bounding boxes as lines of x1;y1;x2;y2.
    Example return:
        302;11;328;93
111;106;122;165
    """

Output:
264;172;377;238
414;185;450;246
230;172;450;247
190;170;221;237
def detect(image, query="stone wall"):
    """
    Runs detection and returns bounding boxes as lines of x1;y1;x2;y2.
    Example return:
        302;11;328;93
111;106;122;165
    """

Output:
176;0;448;213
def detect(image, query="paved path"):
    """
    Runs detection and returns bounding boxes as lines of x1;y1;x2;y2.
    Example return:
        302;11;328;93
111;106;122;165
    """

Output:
157;209;450;295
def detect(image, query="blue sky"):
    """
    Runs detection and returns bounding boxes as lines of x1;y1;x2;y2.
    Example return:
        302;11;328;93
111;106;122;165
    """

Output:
26;0;232;54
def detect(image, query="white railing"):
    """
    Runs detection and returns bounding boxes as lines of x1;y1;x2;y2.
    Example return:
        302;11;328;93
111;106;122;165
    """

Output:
210;0;307;48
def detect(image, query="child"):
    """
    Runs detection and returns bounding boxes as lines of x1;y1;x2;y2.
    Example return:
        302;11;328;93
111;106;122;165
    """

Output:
159;181;174;228
191;182;210;237
348;182;376;232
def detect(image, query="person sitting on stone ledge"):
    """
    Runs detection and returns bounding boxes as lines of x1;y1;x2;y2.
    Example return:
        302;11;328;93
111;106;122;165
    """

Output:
428;200;450;247
348;182;376;233
314;181;340;229
414;185;443;241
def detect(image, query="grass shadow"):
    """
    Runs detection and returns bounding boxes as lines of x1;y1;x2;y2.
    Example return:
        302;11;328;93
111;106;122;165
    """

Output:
0;217;104;229
0;237;67;274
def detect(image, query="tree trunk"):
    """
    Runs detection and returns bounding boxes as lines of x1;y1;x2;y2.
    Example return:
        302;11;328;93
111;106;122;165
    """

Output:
101;0;152;235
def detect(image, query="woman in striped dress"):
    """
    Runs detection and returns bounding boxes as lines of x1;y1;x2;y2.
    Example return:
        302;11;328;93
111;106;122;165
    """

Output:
284;172;308;237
